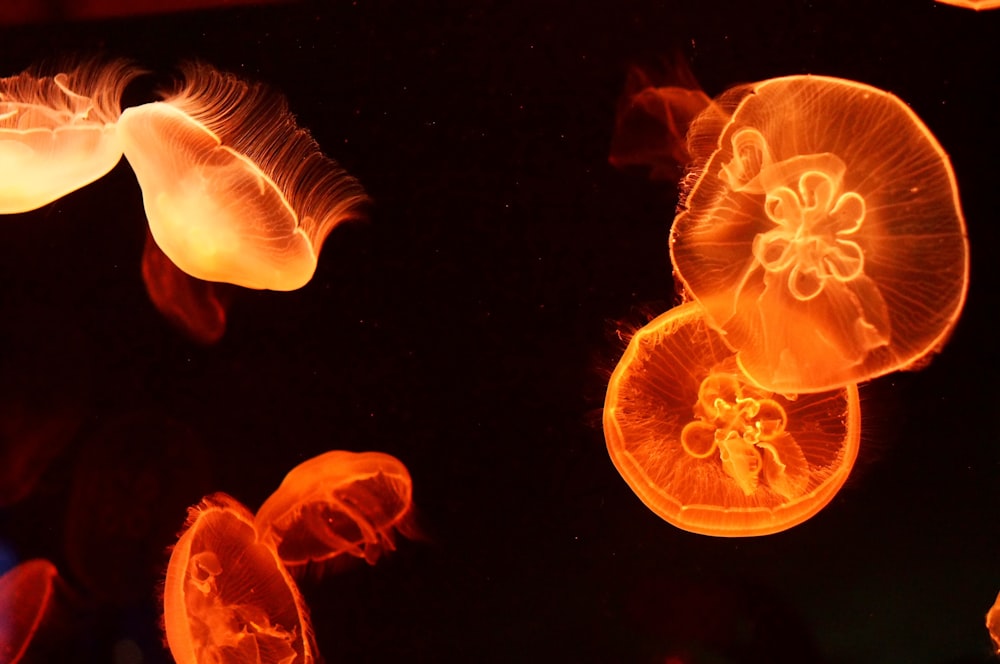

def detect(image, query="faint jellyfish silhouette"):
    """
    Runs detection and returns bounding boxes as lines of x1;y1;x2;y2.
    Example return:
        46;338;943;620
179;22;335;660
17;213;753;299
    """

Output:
163;493;316;664
0;303;90;507
609;63;720;182
0;559;79;663
935;0;1000;9
670;75;969;394
0;59;138;213
620;573;829;663
603;302;860;537
255;451;415;572
64;411;213;605
117;63;368;291
141;228;230;344
987;590;1000;654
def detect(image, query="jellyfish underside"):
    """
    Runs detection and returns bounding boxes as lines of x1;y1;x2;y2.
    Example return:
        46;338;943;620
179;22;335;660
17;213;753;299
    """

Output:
1;64;133;214
716;127;890;388
118;103;315;291
679;371;809;500
255;451;414;568
603;303;860;537
164;494;313;664
671;76;968;393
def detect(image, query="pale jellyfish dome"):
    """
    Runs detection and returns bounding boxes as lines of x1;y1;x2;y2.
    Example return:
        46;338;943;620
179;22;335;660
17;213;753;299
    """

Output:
670;75;969;393
117;63;368;291
604;302;861;537
0;59;138;214
255;450;414;568
163;493;316;664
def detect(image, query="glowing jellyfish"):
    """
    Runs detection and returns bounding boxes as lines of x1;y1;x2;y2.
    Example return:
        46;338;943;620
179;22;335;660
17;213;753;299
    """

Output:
670;75;968;394
935;0;1000;9
0;559;59;663
142;229;229;344
117;63;368;291
603;302;860;537
255;451;414;570
163;493;316;664
988;590;1000;654
0;59;138;214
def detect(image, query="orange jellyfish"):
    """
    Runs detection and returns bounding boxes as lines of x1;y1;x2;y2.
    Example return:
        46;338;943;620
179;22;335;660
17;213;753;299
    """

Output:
988;590;1000;654
0;559;59;663
163;493;316;664
117;63;368;291
255;451;414;571
603;302;860;537
670;75;969;394
935;0;1000;9
0;59;138;214
141;228;229;344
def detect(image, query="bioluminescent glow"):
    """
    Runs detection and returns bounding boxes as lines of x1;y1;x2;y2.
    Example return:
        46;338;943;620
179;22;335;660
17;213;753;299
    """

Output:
255;451;415;570
670;75;968;394
0;59;138;213
118;63;368;291
604;302;860;537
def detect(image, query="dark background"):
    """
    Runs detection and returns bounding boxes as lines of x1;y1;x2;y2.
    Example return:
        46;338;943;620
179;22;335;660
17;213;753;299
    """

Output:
1;1;998;662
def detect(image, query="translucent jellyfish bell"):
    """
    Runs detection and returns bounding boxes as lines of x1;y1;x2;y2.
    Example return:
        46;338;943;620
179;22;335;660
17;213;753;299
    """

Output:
163;493;316;664
0;59;138;213
255;451;415;570
117;63;368;291
670;75;969;394
604;302;861;537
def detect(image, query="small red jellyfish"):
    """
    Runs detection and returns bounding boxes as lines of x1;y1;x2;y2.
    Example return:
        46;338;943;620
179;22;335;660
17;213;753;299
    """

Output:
117;63;368;291
670;75;969;393
0;59;138;214
255;451;415;571
604;302;860;537
609;64;719;181
163;493;316;664
0;559;59;663
141;228;229;344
